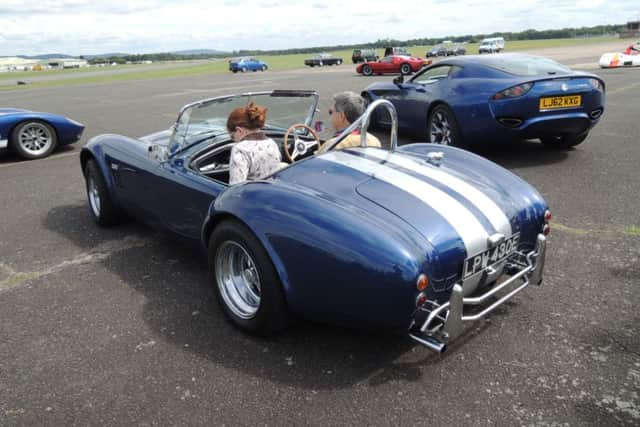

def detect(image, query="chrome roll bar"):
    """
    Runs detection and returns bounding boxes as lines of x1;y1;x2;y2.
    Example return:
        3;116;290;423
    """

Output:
319;98;398;153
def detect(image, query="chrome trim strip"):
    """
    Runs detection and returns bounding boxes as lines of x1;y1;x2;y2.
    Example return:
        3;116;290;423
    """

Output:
360;148;512;236
320;150;489;255
0;139;7;149
408;333;446;353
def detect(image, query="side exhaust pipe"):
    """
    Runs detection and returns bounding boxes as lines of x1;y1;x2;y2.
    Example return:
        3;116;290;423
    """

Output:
408;333;447;353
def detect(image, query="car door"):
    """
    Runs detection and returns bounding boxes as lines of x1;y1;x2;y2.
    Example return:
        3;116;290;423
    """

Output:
106;140;165;226
148;150;227;239
376;56;394;73
393;64;459;130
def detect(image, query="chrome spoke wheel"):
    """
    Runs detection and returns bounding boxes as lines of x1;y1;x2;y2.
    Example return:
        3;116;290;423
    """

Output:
88;176;101;217
216;241;261;319
18;123;53;156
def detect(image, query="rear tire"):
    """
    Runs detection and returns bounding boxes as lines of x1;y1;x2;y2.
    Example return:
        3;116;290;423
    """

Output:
400;63;411;75
427;105;463;147
209;220;289;335
362;64;373;76
84;159;122;226
11;120;57;160
541;132;588;149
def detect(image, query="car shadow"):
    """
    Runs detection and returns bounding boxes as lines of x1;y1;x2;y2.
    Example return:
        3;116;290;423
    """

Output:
473;139;572;169
372;131;571;169
0;144;77;165
45;203;508;389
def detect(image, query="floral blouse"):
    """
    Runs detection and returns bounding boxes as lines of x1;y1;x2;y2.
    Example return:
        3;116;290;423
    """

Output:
229;134;282;185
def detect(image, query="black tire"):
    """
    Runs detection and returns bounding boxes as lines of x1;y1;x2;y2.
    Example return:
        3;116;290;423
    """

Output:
261;65;267;71
241;66;247;73
400;63;411;75
541;132;588;149
84;159;122;226
209;220;289;335
10;120;57;160
232;70;238;73
427;104;463;147
362;64;373;76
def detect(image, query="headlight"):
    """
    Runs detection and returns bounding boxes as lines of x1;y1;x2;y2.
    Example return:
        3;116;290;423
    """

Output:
589;78;604;92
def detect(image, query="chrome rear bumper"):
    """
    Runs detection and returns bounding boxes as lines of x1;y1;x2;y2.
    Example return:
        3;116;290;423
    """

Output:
409;234;547;353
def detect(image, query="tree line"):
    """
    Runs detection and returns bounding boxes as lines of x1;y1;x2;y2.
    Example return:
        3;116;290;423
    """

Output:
86;24;625;64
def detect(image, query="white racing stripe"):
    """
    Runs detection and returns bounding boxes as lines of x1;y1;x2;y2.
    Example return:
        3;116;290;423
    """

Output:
360;148;512;236
321;151;488;255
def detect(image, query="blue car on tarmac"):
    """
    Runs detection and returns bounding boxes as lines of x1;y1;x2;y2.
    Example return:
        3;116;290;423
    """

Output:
80;90;550;353
0;108;84;159
228;57;268;73
363;53;605;149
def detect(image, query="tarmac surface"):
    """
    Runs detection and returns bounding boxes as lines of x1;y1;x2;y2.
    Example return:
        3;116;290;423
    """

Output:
1;43;639;425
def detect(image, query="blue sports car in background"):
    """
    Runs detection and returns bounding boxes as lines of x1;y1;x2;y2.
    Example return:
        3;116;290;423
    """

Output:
0;108;84;159
80;91;550;352
363;53;605;149
228;57;268;73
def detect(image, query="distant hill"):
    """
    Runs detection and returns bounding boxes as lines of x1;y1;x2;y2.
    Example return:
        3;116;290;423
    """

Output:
82;49;228;59
170;49;228;56
83;53;130;59
17;54;76;59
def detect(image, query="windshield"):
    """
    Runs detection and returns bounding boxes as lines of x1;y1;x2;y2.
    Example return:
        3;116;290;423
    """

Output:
169;90;319;152
484;55;572;76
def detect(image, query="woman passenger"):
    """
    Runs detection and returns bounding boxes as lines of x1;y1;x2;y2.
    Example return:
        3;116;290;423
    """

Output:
227;101;282;185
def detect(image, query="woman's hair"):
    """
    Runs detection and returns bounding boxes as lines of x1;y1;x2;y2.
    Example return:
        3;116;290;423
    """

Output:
226;101;267;132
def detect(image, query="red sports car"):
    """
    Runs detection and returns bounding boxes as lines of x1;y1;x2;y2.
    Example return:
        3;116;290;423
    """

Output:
356;55;432;76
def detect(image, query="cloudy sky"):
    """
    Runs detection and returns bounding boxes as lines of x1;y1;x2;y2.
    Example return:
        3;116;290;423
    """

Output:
0;0;638;56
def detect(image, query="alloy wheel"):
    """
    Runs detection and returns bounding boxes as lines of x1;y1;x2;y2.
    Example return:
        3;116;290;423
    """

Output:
430;111;453;145
18;122;53;157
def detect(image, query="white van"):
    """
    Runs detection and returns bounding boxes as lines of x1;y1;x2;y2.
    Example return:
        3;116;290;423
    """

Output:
478;37;505;54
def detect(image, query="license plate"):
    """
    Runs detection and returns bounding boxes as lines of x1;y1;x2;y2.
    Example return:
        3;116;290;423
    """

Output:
539;95;582;110
462;233;520;279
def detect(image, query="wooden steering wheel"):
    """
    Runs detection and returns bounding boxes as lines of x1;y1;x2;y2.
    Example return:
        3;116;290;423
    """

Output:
283;124;321;163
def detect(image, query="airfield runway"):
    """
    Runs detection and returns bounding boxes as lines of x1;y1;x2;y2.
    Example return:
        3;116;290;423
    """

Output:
1;43;639;425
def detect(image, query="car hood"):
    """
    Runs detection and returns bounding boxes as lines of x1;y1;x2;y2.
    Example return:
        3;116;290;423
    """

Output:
0;108;31;116
275;146;547;285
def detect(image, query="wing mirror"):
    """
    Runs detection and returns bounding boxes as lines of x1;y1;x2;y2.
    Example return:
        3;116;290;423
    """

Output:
393;75;404;86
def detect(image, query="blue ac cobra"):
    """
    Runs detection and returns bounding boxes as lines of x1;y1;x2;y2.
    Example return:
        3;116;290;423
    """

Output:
0;108;84;159
80;90;550;352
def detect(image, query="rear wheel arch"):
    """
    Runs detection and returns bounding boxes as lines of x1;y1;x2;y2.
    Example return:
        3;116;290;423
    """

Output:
208;218;290;334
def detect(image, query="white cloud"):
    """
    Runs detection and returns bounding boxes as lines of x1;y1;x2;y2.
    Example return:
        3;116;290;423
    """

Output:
0;0;635;55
